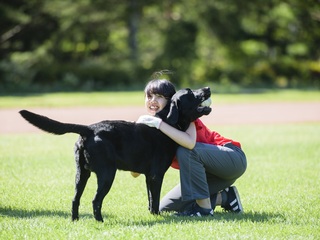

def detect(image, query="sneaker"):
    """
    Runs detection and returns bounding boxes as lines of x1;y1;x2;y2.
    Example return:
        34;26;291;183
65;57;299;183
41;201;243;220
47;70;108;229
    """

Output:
222;186;243;213
174;203;214;217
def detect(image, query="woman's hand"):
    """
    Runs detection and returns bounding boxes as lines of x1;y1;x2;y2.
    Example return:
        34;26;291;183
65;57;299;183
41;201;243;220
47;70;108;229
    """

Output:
131;172;141;178
137;115;162;129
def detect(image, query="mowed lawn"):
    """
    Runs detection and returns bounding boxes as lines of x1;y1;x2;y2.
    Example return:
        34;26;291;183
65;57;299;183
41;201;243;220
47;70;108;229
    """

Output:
0;90;319;239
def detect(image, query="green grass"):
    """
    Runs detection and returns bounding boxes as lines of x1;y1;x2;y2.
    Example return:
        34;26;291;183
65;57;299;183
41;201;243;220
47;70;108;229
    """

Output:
1;123;319;239
0;89;319;108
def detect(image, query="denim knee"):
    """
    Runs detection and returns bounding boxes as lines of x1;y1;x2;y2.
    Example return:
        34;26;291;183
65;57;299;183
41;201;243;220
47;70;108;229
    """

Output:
176;146;191;162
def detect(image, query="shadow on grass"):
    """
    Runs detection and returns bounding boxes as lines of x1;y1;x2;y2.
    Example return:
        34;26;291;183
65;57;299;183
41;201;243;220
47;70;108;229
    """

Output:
1;206;284;225
206;210;285;223
103;210;286;226
0;206;91;220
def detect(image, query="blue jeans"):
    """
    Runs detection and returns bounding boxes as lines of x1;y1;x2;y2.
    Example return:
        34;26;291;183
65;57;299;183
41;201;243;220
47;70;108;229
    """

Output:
160;142;247;212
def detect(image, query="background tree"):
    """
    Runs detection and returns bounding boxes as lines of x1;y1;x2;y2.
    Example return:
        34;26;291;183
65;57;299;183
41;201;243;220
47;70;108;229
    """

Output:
0;0;319;92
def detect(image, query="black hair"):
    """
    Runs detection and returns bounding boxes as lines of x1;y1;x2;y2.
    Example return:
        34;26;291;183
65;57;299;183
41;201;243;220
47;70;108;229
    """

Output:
144;79;176;100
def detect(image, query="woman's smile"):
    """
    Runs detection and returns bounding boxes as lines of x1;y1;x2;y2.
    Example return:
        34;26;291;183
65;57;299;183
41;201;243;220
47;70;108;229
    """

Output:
145;94;168;115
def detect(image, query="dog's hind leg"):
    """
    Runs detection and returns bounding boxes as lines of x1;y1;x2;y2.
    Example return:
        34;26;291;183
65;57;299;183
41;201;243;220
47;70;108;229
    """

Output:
72;146;91;221
92;167;116;222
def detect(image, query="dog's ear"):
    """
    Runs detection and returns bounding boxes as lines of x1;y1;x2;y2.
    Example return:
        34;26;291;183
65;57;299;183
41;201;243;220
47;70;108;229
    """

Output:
166;101;179;125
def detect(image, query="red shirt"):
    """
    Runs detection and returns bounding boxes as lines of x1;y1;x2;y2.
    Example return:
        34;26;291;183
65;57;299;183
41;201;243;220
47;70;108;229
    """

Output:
171;118;241;169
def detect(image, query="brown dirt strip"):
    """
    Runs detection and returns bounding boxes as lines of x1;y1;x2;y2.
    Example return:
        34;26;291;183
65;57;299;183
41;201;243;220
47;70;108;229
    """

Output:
1;102;319;134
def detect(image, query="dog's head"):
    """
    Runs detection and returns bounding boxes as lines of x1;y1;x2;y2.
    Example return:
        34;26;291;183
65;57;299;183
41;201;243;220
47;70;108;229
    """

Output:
157;87;212;131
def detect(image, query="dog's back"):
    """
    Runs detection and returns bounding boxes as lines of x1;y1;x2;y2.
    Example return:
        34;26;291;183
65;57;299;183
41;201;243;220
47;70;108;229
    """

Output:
80;120;177;173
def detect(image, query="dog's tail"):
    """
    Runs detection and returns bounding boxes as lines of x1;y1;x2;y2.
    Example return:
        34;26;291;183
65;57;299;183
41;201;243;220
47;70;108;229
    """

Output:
19;110;92;136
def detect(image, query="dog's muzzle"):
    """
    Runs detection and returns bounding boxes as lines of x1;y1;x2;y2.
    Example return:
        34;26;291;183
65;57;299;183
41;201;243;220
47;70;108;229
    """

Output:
197;87;212;114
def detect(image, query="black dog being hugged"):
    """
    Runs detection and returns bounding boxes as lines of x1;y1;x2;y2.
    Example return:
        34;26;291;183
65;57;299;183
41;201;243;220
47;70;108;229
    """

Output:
19;87;211;222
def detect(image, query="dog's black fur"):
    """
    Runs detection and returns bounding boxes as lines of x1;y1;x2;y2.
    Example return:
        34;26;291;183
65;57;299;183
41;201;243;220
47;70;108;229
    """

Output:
19;87;211;222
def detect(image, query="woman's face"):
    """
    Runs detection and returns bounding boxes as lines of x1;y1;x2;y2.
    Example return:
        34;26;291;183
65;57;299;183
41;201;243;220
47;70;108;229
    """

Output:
145;93;168;116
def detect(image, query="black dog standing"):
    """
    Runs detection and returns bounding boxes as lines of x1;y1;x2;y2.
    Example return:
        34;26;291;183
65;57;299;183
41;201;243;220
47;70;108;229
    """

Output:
19;87;211;222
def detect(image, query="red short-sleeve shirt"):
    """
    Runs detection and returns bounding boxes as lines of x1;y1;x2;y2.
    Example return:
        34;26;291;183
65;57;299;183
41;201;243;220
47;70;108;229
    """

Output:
171;119;241;169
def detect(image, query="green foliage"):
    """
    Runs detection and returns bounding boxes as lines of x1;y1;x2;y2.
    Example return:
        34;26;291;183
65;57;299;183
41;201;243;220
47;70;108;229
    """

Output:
0;0;319;92
1;123;319;239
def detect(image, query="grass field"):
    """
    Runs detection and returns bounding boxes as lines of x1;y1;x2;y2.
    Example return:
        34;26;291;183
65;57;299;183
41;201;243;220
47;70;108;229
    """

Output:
1;90;319;239
1;123;319;239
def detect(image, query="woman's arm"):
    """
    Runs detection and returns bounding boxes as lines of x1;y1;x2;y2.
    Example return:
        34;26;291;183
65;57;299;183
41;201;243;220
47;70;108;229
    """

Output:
158;121;196;149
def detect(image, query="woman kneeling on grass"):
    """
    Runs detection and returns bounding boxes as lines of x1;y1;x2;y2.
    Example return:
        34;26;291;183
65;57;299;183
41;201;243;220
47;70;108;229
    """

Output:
134;78;247;217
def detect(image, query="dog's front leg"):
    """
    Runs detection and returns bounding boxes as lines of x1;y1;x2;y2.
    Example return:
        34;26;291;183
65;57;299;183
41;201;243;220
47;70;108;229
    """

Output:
145;175;164;214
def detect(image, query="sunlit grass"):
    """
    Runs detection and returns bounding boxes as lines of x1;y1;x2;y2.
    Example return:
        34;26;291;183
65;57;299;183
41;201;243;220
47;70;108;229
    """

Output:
1;123;319;239
0;89;319;108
